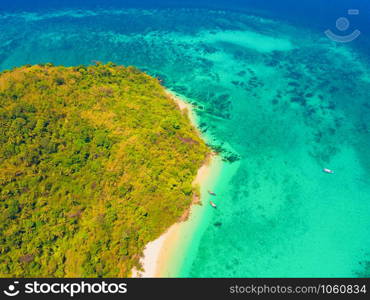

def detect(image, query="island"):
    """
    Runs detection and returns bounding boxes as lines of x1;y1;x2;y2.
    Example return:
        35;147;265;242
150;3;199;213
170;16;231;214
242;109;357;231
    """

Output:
0;63;209;277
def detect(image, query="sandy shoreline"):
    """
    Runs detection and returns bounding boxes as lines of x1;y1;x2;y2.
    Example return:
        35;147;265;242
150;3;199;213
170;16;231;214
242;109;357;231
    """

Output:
166;90;197;126
132;91;218;278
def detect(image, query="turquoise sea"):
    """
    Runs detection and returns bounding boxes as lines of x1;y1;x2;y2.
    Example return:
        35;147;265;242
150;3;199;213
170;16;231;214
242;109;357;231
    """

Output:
1;1;370;277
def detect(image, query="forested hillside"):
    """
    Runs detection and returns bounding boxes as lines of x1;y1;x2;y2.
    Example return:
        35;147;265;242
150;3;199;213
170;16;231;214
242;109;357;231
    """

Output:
0;63;209;277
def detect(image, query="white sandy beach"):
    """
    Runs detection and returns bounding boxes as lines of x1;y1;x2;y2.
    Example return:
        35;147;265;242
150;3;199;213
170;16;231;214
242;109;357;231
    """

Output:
132;91;218;278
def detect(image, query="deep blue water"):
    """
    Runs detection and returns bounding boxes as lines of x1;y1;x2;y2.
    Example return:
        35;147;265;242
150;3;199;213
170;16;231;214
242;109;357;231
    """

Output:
1;0;370;277
1;0;370;53
1;0;369;26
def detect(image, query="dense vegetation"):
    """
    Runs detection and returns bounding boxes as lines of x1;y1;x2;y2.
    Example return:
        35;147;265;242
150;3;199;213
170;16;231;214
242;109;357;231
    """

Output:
0;63;209;277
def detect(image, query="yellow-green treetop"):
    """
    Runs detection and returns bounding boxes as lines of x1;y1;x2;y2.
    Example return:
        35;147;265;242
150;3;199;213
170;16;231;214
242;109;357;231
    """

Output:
0;63;209;277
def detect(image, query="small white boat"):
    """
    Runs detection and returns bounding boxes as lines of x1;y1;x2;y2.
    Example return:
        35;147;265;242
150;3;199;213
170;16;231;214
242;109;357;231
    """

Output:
323;168;334;174
208;190;216;196
210;201;217;208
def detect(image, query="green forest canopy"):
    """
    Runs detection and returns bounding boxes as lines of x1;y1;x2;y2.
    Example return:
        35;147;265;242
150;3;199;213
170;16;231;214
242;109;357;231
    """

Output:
0;63;209;277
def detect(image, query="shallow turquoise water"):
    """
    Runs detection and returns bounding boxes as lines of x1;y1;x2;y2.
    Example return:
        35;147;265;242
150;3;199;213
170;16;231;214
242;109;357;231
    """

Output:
1;8;370;277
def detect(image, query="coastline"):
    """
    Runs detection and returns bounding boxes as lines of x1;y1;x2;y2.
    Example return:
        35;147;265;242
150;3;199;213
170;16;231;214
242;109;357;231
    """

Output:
132;90;222;278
